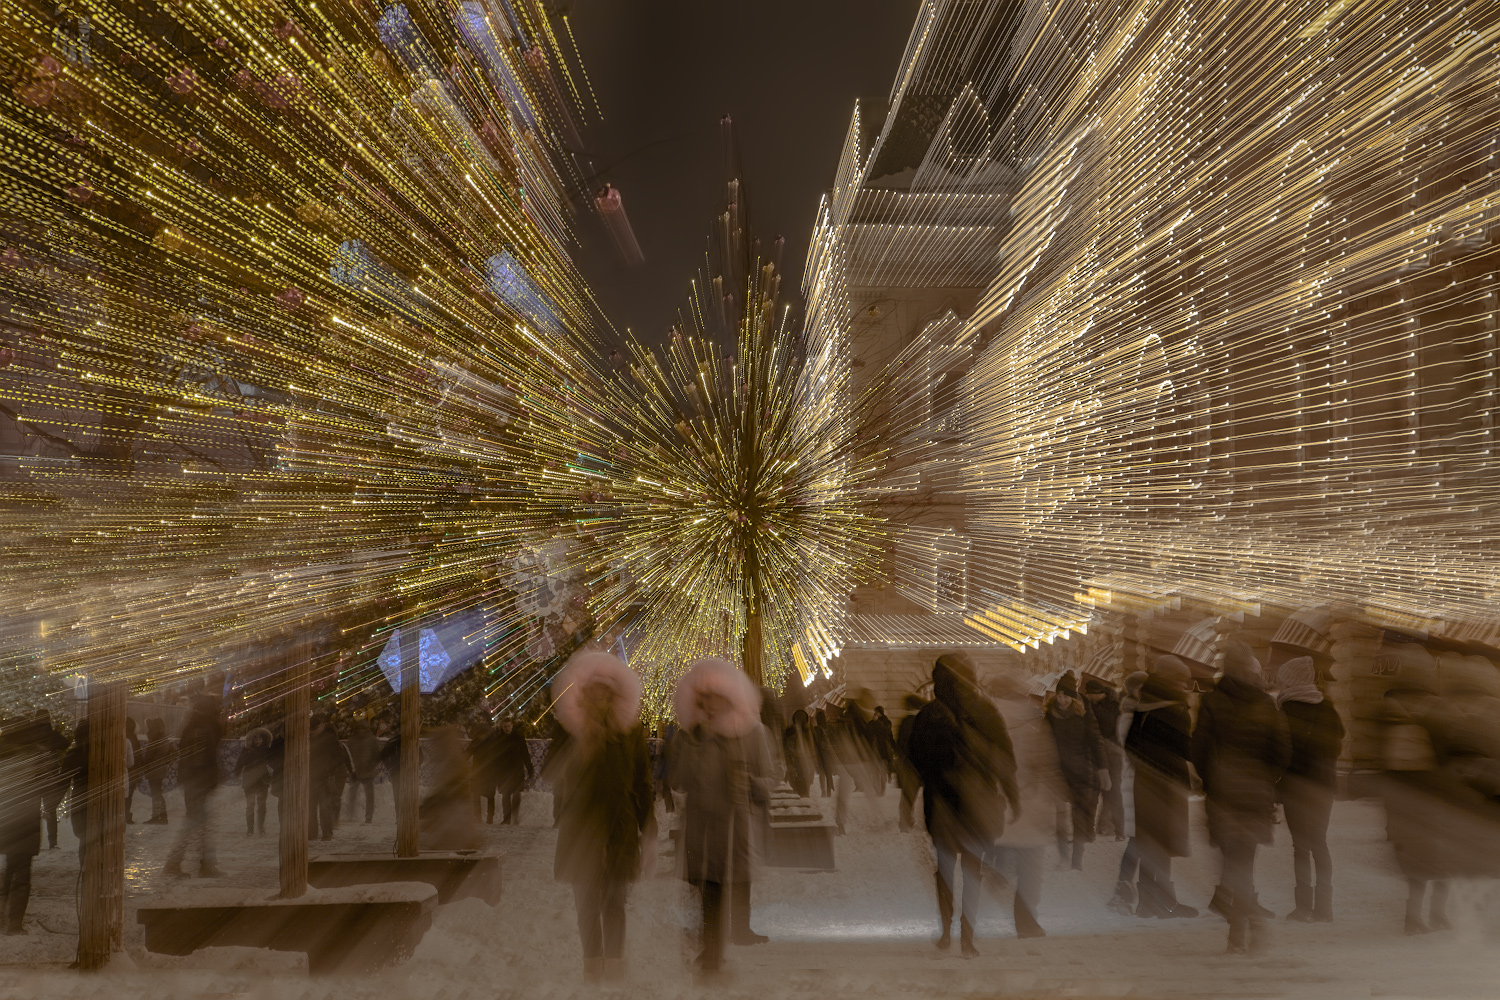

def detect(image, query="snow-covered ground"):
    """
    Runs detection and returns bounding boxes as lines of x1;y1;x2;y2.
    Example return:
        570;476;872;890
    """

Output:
1;783;1498;999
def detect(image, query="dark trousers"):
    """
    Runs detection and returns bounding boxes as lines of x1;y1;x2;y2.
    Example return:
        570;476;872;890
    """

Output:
1284;790;1333;890
501;789;521;824
1;854;31;932
166;786;215;871
697;881;725;969
990;845;1045;935
243;784;268;833
1221;834;1259;917
573;878;626;960
1135;834;1180;913
1117;837;1140;881
1099;744;1125;836
346;778;376;822
42;795;61;847
148;778;168;821
308;780;336;840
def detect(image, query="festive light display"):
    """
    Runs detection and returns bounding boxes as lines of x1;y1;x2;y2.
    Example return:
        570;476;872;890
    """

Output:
0;0;614;714
805;0;1499;655
539;147;886;716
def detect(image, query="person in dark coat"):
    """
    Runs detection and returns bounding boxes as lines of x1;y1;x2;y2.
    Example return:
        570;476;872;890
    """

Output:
1125;656;1198;919
671;658;773;975
467;718;502;824
307;713;343;841
164;694;223;877
1192;642;1291;953
1085;679;1126;840
895;694;927;832
420;724;479;850
552;651;653;982
34;713;68;846
0;718;51;934
235;727;274;835
907;653;1021;957
654;722;677;812
1046;672;1108;870
495;716;533;825
1276;657;1344;922
870;706;896;777
60;720;92;858
124;717;143;824
139;717;172;824
344;720;382;823
782;710;815;798
379;726;401;812
811;709;834;798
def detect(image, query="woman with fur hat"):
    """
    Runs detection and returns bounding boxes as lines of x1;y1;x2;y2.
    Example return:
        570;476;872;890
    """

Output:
670;657;773;974
551;649;653;982
1275;656;1344;922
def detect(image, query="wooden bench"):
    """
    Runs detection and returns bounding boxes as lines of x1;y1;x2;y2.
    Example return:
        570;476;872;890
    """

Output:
307;851;502;906
136;882;437;974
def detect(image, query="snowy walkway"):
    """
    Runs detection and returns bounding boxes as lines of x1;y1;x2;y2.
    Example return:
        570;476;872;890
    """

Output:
1;784;1497;998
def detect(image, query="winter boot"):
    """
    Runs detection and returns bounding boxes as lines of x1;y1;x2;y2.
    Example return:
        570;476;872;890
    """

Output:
1225;917;1248;955
1107;880;1137;915
1014;895;1046;939
1134;873;1165;918
1311;884;1333;923
582;957;605;982
1208;884;1232;921
729;883;768;945
959;916;978;958
1286;885;1314;922
1158;882;1198;919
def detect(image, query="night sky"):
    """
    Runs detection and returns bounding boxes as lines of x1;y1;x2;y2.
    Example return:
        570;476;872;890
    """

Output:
564;0;920;344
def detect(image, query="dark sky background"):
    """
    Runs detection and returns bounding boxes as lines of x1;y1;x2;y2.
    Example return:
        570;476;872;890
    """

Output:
562;0;920;344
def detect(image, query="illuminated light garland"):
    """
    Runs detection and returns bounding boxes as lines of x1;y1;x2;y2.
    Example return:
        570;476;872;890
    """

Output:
803;0;1500;660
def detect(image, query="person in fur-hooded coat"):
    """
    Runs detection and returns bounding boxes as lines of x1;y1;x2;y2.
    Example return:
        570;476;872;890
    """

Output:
551;649;652;981
669;657;773;972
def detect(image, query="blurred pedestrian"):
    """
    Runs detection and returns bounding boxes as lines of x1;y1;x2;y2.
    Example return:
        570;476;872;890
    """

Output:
139;717;172;825
236;727;273;836
552;650;652;982
1085;678;1126;840
782;710;815;799
0;717;51;934
1276;657;1343;922
124;717;142;824
34;713;68;846
895;694;927;832
1108;671;1149;913
345;720;382;823
1046;672;1108;870
308;713;342;841
654;721;677;813
420;724;479;850
812;709;834;798
163;694;224;878
992;673;1066;938
870;706;896;778
496;715;533;825
1192;642;1290;954
907;653;1020;956
671;657;773;975
1124;656;1198;919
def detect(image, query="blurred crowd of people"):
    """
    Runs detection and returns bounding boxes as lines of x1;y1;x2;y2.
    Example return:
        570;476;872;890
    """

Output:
1;636;1497;979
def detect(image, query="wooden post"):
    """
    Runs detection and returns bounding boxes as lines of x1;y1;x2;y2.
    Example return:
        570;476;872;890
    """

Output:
742;609;764;688
396;624;420;858
279;642;311;899
76;679;127;971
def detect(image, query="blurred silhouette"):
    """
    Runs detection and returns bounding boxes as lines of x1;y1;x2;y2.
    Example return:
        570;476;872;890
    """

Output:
163;694;223;877
551;650;652;982
496;716;533;825
1108;671;1149;913
420;724;479;851
1085;678;1126;840
1193;642;1291;954
992;673;1065;938
345;720;382;824
1046;672;1108;870
895;693;927;832
1276;657;1344;922
907;653;1020;956
236;727;274;836
0;716;52;934
124;717;142;824
671;657;772;975
782;710;815;799
139;717;171;825
1125;656;1197;919
308;713;342;841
